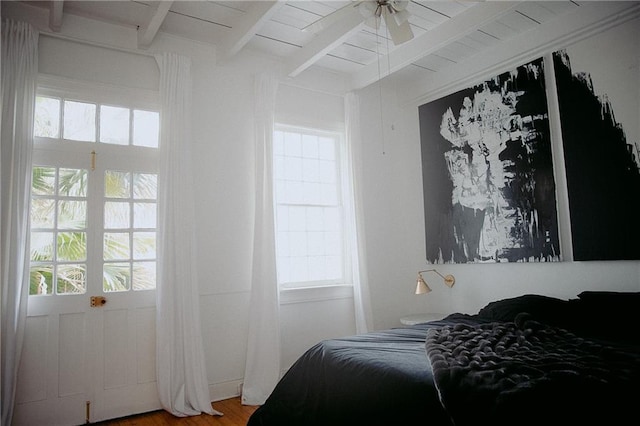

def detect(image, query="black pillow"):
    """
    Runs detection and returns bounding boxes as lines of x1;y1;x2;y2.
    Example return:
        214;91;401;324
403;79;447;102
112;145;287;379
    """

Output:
477;294;572;325
577;291;640;311
573;291;640;343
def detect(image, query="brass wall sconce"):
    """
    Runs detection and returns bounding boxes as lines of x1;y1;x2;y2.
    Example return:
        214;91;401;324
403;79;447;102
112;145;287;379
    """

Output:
415;269;455;294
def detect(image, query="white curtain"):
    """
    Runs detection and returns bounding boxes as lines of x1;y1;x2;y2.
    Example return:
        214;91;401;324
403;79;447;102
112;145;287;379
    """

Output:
1;20;38;426
345;92;374;333
155;52;221;417
241;73;280;406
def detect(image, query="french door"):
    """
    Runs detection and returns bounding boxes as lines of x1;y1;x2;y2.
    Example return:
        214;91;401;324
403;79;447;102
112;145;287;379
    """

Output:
13;86;162;425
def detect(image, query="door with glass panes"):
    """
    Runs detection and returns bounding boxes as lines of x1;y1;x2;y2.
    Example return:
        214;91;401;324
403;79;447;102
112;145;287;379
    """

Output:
13;86;162;425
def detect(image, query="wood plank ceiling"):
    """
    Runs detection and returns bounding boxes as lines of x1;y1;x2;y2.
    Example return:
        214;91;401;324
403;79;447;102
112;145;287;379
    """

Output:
17;1;583;89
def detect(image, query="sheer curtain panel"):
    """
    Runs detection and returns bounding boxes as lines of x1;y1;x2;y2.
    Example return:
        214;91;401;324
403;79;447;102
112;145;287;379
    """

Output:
155;52;221;418
241;73;280;406
344;92;373;333
1;20;38;426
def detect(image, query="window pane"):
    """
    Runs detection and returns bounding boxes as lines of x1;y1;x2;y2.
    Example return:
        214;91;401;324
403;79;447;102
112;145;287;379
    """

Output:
319;137;335;160
133;232;155;260
105;171;131;198
32;167;56;195
57;264;86;294
306;208;323;231
133;110;159;147
30;264;53;295
302;134;319;158
104;232;130;260
134;203;156;228
63;101;96;142
308;232;324;256
319;160;336;183
325;231;341;254
321;183;338;204
57;232;86;261
284;132;302;156
289;207;306;231
31;232;54;261
302;158;319;182
133;173;157;199
31;199;55;229
103;263;131;292
290;257;308;282
284;156;302;181
58;201;87;229
58;200;87;229
133;261;156;290
284;181;304;204
59;168;88;197
302;182;321;205
324;208;340;231
100;105;130;145
290;231;307;256
308;256;325;280
34;96;60;138
104;202;130;228
325;256;342;280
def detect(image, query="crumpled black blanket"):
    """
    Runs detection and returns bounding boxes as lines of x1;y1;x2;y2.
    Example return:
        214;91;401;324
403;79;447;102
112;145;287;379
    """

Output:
425;313;640;426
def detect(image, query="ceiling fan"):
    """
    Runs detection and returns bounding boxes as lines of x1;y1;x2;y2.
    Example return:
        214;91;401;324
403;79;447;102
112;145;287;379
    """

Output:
303;0;414;46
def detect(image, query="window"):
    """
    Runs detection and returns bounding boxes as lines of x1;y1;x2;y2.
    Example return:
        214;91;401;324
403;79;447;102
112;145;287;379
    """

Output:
29;92;159;296
34;96;159;147
273;126;350;289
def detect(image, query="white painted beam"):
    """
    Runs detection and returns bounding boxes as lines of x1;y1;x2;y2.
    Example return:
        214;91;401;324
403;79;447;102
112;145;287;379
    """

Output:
137;1;173;49
287;10;365;78
351;1;523;89
222;0;286;58
49;0;64;32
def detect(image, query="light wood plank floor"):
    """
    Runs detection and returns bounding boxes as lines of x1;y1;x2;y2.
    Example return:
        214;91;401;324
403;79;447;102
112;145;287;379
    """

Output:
94;397;258;426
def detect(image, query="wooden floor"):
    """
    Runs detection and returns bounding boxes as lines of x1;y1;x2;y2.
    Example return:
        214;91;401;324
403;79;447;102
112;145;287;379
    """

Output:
94;397;258;426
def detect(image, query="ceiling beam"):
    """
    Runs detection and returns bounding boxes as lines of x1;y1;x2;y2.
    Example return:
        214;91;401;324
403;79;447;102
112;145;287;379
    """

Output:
222;0;286;58
287;9;365;78
351;1;523;89
137;1;173;49
49;0;64;32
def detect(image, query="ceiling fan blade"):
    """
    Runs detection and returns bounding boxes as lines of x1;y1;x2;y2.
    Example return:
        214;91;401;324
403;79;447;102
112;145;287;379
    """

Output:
385;12;414;45
302;2;363;34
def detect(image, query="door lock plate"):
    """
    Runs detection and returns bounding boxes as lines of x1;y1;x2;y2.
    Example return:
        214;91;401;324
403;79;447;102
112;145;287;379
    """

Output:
90;296;107;307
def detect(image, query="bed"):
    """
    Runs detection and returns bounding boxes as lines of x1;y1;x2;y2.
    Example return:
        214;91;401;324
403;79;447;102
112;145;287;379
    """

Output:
247;291;640;426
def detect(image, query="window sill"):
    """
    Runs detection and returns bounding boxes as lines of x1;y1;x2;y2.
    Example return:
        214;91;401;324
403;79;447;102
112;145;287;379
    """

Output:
279;284;353;305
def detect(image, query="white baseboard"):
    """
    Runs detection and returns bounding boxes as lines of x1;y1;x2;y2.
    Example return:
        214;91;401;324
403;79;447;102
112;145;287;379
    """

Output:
208;379;243;402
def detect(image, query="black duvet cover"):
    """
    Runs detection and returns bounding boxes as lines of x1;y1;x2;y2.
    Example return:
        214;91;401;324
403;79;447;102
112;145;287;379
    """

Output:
247;291;640;426
248;314;488;426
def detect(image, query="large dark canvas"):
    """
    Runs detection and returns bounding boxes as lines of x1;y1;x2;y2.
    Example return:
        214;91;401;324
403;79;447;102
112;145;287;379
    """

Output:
553;43;640;260
418;57;560;264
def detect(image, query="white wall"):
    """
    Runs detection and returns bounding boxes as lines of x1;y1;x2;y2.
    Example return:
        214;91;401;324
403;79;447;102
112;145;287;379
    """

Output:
357;6;640;331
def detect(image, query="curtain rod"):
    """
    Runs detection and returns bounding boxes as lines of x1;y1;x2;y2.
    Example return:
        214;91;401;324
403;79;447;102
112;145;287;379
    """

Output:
40;30;157;59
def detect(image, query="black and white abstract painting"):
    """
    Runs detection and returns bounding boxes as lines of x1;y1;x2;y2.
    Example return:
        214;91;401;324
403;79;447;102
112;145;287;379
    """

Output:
553;17;640;261
418;57;560;264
